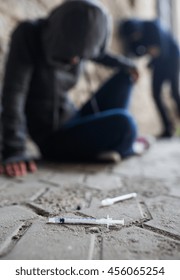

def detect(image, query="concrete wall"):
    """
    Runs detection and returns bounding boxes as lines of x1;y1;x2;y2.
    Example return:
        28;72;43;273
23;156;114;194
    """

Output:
172;0;180;44
0;0;160;135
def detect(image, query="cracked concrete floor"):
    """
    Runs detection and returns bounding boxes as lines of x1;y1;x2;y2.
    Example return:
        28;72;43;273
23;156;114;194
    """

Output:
0;138;180;259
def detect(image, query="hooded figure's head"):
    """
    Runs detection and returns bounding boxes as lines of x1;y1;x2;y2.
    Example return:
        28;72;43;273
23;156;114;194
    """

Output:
119;19;143;40
118;19;146;56
42;0;111;65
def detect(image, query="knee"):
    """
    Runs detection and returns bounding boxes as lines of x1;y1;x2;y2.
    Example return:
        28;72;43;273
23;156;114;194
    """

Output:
109;110;137;135
110;111;137;151
121;112;137;136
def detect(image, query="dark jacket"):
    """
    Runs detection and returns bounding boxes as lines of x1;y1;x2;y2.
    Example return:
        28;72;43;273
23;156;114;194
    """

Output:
119;19;180;72
1;0;135;163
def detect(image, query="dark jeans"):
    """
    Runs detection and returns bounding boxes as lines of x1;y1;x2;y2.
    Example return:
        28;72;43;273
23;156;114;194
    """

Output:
152;55;180;133
39;70;137;161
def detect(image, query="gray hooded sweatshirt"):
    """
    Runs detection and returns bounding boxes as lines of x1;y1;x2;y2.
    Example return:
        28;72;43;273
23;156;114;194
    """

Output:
1;0;135;163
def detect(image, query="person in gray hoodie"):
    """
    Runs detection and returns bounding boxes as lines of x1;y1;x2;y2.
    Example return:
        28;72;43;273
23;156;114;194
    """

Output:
0;0;139;177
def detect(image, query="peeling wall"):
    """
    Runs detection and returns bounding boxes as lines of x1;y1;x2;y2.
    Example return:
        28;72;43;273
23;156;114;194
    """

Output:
0;0;161;134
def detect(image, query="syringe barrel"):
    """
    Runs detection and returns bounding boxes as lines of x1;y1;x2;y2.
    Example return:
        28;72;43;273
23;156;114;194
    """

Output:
49;217;97;224
49;217;124;226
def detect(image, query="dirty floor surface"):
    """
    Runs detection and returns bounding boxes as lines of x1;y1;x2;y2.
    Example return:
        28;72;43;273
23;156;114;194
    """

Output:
0;139;180;260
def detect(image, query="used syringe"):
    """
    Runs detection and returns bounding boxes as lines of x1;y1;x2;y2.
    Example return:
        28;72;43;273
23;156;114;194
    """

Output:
101;192;137;206
48;215;124;228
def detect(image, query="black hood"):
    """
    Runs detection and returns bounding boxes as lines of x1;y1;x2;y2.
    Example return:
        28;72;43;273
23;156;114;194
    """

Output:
119;19;143;39
42;0;110;64
119;19;146;56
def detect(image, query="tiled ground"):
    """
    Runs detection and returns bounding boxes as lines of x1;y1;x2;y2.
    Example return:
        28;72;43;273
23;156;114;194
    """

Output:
0;139;180;259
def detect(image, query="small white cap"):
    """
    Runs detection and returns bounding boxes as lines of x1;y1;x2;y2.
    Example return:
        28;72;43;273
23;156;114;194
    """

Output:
101;198;114;206
48;218;56;223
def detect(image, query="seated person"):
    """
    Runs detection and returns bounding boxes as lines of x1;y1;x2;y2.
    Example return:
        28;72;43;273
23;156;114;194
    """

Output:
0;0;143;177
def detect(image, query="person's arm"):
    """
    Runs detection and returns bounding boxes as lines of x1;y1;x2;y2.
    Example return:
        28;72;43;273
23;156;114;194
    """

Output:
1;22;36;176
92;51;135;69
92;52;139;82
144;20;165;57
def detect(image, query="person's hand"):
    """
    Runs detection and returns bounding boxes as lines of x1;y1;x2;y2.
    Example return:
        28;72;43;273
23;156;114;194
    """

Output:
127;65;139;83
0;161;37;177
119;56;139;82
147;46;160;57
